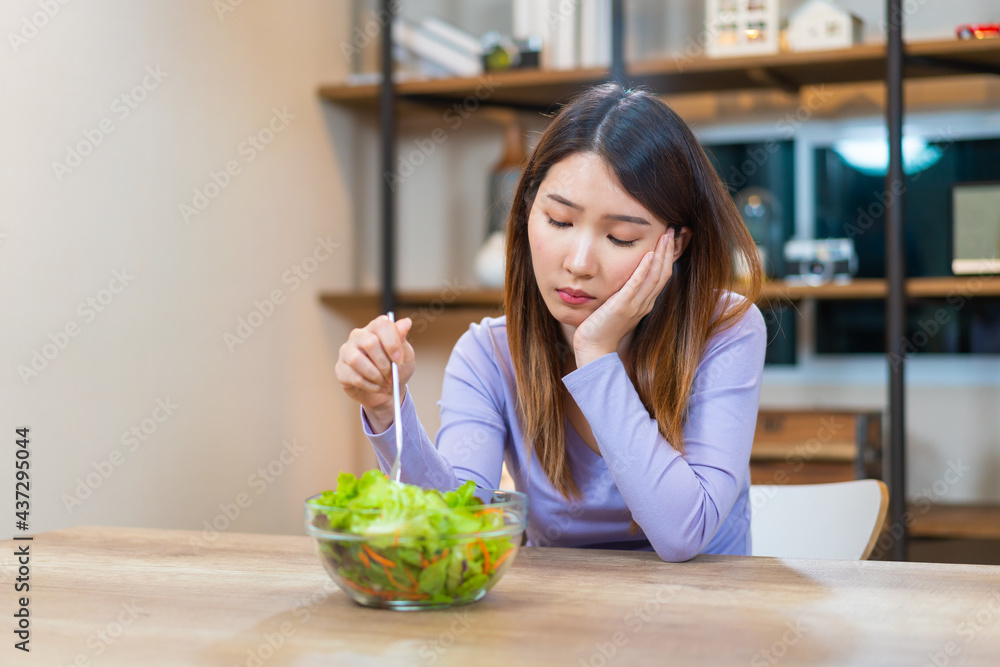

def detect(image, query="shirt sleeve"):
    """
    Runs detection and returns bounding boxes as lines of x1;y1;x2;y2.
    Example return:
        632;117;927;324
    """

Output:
561;303;767;562
362;321;509;491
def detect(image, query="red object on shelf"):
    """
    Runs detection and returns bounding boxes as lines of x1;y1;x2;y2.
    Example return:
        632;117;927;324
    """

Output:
955;24;1000;39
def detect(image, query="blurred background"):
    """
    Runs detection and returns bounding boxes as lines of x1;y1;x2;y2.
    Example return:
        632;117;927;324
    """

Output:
2;1;1000;566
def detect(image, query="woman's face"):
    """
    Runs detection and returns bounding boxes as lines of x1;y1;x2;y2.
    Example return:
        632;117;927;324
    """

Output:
527;152;669;331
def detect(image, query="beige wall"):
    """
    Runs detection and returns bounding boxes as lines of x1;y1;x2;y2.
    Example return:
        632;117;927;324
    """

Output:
1;0;364;538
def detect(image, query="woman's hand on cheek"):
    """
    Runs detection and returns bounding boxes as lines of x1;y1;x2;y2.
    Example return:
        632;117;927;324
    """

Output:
573;229;675;367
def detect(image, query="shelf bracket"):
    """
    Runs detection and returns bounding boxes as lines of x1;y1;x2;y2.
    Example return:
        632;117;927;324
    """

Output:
745;67;800;94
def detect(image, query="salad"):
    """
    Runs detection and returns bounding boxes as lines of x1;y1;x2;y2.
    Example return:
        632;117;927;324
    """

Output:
307;470;522;606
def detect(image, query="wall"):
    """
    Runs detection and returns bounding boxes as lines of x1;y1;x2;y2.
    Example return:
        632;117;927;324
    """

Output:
0;0;364;539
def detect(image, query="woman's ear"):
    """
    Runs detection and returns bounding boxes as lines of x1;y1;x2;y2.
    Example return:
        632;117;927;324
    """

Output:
672;226;692;262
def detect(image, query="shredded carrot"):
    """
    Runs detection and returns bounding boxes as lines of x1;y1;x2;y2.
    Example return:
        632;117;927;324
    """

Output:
492;548;513;571
404;567;418;589
363;544;397;569
358;549;371;569
420;554;429;568
342;578;378;597
382;564;402;589
477;539;492;574
394;530;400;547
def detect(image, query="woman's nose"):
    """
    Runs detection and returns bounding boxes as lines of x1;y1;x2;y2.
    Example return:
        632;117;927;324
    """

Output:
565;236;597;277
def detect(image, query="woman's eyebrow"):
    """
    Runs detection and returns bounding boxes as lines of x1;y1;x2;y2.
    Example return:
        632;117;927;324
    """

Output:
546;193;651;226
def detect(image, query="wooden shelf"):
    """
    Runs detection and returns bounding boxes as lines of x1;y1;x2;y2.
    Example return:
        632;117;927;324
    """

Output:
908;503;1000;540
320;289;504;313
319;38;1000;110
320;276;1000;314
761;276;1000;301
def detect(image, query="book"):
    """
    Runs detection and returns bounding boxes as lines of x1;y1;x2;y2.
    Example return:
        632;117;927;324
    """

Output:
421;15;483;56
392;17;483;77
579;0;611;68
549;0;580;70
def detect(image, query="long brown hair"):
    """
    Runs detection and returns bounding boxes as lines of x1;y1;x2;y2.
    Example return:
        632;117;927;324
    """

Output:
504;82;762;502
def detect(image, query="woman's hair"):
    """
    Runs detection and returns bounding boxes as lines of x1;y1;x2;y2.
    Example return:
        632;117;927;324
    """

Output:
504;82;762;503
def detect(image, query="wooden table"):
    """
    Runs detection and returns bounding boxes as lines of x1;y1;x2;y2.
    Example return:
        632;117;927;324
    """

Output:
4;526;1000;666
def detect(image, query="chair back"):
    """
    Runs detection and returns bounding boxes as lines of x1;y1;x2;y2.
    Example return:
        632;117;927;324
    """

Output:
750;479;889;559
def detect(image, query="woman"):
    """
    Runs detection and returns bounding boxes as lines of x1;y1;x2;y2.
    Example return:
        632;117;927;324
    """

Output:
335;82;765;562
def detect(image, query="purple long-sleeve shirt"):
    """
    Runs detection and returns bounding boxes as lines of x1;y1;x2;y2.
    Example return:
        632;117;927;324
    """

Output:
362;295;766;562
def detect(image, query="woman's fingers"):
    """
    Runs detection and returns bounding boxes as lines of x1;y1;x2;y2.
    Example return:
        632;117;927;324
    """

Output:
630;232;671;305
654;230;675;290
337;360;385;395
340;315;411;387
356;327;392;381
348;344;389;386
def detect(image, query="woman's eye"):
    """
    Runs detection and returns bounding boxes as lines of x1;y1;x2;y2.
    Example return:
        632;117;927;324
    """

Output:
546;217;570;229
609;236;638;248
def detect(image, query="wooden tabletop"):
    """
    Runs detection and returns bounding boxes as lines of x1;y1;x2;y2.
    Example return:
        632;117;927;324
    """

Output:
4;526;1000;666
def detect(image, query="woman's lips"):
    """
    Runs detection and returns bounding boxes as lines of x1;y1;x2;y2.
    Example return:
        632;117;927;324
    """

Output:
557;289;595;305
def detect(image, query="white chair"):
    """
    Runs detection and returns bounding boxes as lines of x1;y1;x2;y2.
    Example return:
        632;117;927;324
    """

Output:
749;480;889;560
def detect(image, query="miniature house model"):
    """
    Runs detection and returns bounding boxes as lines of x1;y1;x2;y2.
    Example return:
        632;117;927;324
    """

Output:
787;0;863;51
706;0;780;58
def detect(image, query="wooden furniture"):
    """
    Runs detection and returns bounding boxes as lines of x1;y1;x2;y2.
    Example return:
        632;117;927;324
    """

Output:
9;525;1000;666
750;480;890;560
907;503;1000;566
319;277;1000;318
320;38;1000;110
910;504;1000;541
750;409;882;485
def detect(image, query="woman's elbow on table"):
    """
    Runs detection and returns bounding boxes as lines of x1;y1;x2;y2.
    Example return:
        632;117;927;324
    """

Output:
650;540;703;563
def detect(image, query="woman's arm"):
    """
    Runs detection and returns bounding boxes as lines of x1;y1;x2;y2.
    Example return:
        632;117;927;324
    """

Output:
562;305;766;562
363;319;509;491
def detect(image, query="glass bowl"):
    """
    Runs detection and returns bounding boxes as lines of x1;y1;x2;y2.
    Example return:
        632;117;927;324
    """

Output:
304;487;528;610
